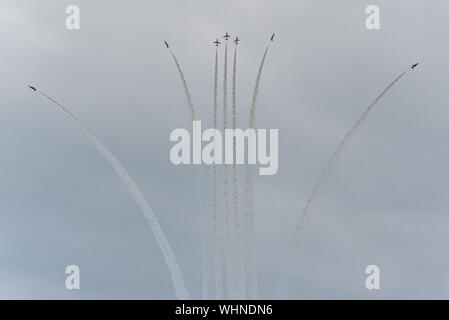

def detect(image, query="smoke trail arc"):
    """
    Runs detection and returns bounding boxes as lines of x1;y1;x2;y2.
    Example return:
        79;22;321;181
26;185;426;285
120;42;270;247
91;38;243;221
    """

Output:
35;90;189;300
169;50;195;120
169;49;213;299
245;44;270;299
295;71;408;234
277;70;408;298
248;45;270;128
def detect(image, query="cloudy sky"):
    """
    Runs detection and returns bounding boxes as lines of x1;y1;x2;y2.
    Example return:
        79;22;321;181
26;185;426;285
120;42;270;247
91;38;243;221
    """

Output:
0;0;448;299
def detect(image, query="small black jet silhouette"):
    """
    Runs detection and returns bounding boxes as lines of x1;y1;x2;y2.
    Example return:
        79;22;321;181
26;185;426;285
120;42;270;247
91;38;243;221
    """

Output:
411;63;419;69
28;85;36;91
223;32;230;40
270;33;275;41
213;39;221;46
234;36;240;44
164;41;169;48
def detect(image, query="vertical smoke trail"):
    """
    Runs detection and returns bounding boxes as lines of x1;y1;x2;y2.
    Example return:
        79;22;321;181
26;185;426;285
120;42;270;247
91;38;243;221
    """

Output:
229;44;240;299
223;41;235;297
211;48;224;299
222;44;234;298
169;49;213;299
225;41;245;299
245;44;270;299
35;90;189;300
277;70;408;298
223;42;230;241
295;71;407;234
222;42;229;221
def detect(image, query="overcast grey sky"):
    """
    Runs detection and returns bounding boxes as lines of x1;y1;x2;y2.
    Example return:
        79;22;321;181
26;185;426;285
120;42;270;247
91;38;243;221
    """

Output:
0;0;448;299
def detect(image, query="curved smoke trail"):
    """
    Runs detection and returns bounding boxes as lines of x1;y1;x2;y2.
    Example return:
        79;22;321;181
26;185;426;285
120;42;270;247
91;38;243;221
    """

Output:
169;49;213;299
211;48;224;299
170;51;195;121
245;44;270;299
248;45;270;128
277;70;408;298
295;71;407;234
35;90;189;300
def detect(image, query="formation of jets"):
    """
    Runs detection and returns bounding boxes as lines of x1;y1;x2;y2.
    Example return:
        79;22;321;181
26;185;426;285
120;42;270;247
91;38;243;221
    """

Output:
163;33;276;49
162;35;419;72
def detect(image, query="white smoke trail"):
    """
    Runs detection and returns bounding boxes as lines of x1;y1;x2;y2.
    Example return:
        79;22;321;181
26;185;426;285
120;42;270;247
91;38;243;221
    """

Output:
222;43;230;229
169;49;213;299
211;48;224;299
295;71;407;234
220;44;234;299
229;44;240;299
277;70;408;298
223;41;236;297
245;44;270;299
170;51;195;121
36;90;189;300
223;42;230;231
226;42;246;299
248;45;270;129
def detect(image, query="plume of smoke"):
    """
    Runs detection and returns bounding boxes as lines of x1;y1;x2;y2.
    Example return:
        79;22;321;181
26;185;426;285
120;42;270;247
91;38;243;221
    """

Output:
277;70;408;298
223;42;229;244
36;90;189;300
232;46;238;133
244;44;270;299
170;51;195;120
295;71;407;234
222;42;230;236
223;43;230;227
211;48;224;299
220;44;235;299
169;49;214;299
248;45;270;128
229;44;240;299
225;42;246;299
196;158;211;299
